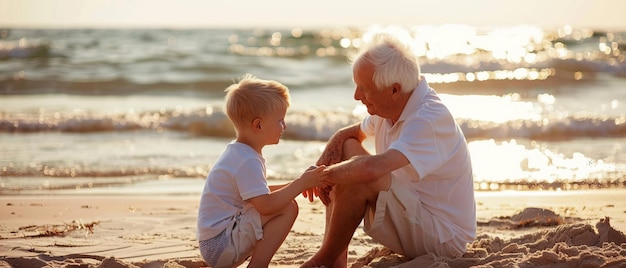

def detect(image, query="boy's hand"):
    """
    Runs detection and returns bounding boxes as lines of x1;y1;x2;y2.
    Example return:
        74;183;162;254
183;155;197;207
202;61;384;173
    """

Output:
302;187;317;202
300;165;327;202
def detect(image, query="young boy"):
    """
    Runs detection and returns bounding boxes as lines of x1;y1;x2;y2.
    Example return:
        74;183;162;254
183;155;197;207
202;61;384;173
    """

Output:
197;74;327;268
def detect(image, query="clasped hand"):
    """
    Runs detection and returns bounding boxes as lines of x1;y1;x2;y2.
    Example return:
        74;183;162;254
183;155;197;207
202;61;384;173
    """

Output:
301;165;333;205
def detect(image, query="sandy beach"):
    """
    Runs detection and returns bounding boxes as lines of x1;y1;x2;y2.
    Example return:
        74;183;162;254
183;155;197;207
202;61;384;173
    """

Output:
1;189;625;268
2;25;626;268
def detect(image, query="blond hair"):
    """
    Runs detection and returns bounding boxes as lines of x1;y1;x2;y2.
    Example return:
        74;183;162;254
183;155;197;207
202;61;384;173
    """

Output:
224;74;291;129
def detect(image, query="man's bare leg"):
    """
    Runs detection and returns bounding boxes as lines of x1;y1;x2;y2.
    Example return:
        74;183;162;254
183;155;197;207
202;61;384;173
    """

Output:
321;194;348;268
302;173;368;267
301;138;387;268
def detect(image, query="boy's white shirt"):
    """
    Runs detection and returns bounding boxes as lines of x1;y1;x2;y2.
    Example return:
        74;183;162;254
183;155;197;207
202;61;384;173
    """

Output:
197;141;270;241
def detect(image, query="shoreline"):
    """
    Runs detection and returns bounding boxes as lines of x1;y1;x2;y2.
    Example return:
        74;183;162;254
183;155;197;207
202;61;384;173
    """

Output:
1;189;626;267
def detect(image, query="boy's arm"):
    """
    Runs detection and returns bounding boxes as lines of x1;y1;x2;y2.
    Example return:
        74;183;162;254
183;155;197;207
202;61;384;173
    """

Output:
248;166;326;215
268;184;289;191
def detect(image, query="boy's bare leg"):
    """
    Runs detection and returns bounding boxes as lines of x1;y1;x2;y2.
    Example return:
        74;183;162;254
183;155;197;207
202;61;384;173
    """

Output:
248;200;299;268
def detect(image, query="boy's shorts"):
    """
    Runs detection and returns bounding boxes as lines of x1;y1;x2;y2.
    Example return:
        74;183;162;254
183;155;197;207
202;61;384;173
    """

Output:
199;207;263;268
363;178;465;258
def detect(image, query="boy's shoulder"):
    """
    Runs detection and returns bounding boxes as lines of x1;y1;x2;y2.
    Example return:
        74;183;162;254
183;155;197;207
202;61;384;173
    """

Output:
224;141;255;155
216;142;260;165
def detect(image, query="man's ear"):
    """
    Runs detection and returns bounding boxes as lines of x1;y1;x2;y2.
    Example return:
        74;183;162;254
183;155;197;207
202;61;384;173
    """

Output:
391;83;402;94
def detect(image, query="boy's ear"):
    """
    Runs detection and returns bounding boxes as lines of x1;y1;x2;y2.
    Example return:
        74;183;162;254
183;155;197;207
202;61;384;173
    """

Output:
252;117;262;130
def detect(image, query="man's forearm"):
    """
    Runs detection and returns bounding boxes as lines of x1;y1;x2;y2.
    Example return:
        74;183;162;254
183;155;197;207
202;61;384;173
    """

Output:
326;155;380;185
317;123;364;166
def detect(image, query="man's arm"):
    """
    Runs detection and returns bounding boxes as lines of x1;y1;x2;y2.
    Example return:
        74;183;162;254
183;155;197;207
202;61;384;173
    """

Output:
325;148;411;185
316;123;366;166
302;123;365;203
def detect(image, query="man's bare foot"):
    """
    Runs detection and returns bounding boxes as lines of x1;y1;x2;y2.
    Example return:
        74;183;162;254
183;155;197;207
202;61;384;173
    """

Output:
299;258;328;268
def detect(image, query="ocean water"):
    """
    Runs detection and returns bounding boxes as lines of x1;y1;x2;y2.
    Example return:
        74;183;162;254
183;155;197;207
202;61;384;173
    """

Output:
1;25;625;195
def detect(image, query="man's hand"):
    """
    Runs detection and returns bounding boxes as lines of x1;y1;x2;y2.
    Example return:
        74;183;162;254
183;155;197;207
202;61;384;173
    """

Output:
301;185;332;205
317;185;332;206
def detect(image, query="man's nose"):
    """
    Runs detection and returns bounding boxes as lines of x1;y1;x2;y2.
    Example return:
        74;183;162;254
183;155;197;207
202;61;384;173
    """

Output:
354;88;362;100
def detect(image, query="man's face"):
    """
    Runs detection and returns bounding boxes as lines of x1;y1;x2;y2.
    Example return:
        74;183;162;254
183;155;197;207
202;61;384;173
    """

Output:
352;60;394;117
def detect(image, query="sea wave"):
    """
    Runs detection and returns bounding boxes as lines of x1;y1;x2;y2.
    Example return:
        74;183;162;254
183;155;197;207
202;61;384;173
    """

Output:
0;38;53;60
1;27;624;96
2;107;624;141
1;50;623;96
2;27;625;194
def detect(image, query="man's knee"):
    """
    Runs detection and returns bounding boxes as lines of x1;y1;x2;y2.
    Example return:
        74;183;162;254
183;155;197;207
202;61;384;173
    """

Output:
337;177;391;208
342;138;368;159
343;137;361;149
332;181;378;203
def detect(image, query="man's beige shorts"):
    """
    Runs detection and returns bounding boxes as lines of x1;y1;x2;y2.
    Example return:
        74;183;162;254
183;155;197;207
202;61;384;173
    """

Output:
363;178;465;258
214;207;263;267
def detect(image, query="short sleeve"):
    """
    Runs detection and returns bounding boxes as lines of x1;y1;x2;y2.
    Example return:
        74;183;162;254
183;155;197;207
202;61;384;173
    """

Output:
389;117;442;180
234;158;270;200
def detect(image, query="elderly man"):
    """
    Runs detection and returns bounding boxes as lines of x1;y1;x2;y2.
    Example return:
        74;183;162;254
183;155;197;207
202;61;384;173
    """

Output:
301;28;476;268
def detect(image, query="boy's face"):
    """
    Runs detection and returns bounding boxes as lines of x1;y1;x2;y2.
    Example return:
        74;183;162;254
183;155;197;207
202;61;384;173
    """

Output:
260;106;287;145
